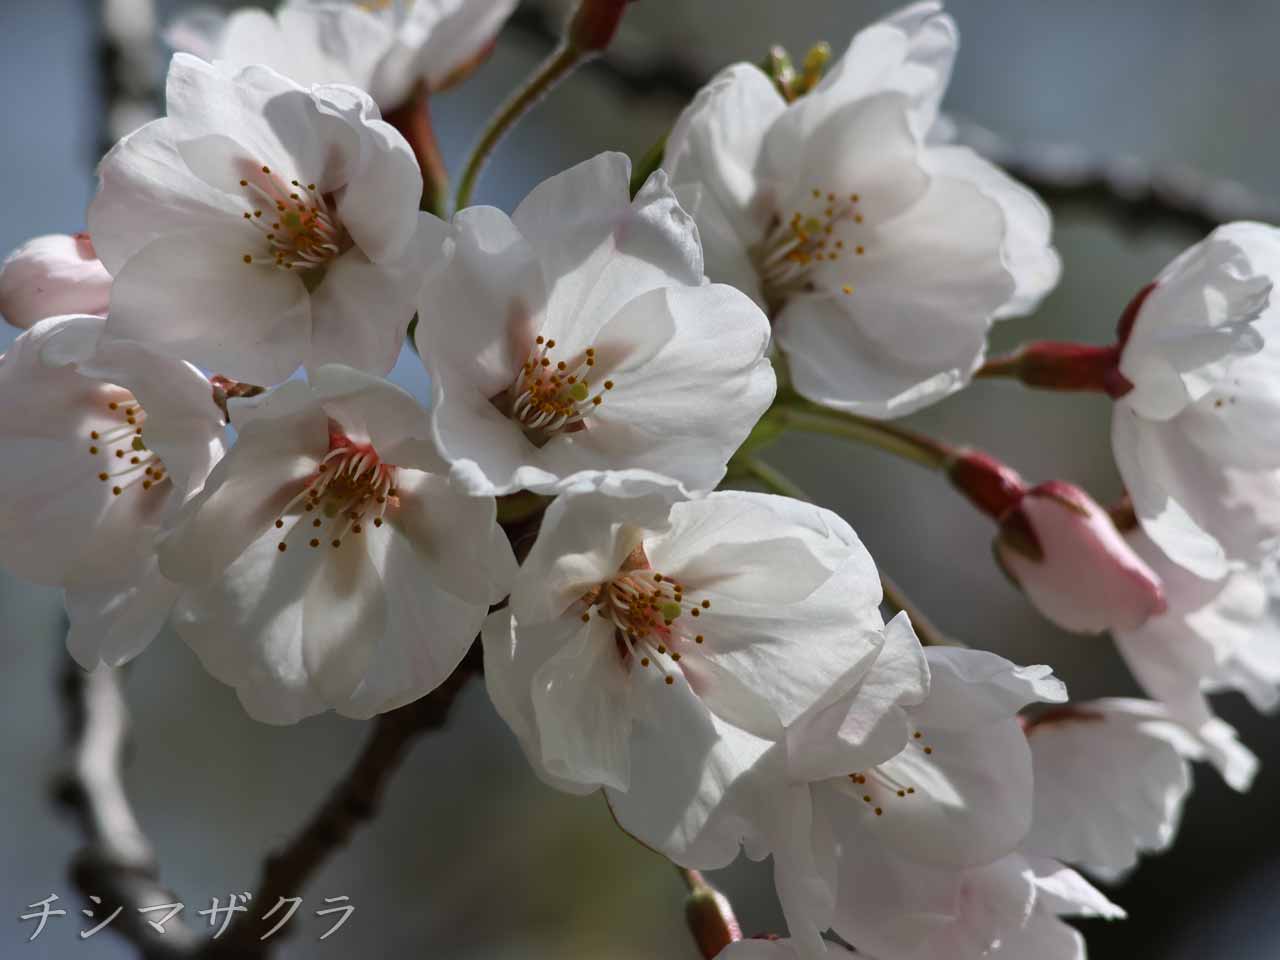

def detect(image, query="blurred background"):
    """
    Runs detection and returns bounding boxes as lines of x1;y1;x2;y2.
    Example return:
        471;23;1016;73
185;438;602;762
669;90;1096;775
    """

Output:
2;0;1279;956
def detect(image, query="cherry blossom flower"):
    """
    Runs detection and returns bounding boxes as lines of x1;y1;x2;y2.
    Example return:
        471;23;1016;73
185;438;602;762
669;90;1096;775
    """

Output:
765;646;1065;953
157;364;515;723
415;152;776;497
1111;528;1275;790
993;481;1167;634
661;1;1059;419
831;851;1121;960
168;0;518;111
1111;221;1280;579
1023;698;1202;879
481;486;889;865
0;315;225;667
88;53;425;385
0;234;112;330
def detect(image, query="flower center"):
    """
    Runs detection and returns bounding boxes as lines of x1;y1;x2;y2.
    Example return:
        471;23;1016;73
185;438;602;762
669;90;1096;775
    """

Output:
88;390;169;497
579;546;712;688
237;165;349;286
502;335;614;445
848;730;934;817
273;425;398;552
755;187;868;313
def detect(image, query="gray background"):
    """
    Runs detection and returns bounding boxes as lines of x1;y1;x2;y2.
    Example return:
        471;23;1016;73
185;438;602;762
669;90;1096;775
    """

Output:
2;0;1278;956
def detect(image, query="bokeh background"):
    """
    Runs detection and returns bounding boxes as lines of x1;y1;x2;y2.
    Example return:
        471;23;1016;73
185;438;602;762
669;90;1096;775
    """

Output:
3;0;1279;956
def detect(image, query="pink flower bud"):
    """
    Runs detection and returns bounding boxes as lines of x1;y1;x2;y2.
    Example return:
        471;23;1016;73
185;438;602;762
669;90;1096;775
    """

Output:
567;0;633;53
994;481;1167;634
0;233;112;329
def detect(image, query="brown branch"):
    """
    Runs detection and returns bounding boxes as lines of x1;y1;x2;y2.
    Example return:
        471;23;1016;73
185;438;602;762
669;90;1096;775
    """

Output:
55;658;201;959
201;642;484;958
946;119;1280;236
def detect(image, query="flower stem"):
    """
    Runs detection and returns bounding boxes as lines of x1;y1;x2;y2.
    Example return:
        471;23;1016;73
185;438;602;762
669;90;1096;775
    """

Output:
454;43;583;210
775;400;956;471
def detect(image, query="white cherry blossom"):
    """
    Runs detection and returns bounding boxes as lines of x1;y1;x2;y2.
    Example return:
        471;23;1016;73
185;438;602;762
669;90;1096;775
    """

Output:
482;487;889;875
168;0;518;111
415;152;776;497
1112;528;1275;790
993;481;1167;634
767;646;1065;953
158;364;515;723
88;53;425;385
1111;221;1280;579
1023;698;1201;879
661;1;1059;419
831;851;1121;960
0;315;225;667
0;233;112;330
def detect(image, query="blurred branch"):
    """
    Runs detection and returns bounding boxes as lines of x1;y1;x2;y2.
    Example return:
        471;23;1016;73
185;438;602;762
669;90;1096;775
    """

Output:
948;119;1280;235
56;658;201;959
202;642;484;958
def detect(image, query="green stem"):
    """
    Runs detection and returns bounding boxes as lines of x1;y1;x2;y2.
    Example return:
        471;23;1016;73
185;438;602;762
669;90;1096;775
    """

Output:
454;44;583;210
775;401;956;472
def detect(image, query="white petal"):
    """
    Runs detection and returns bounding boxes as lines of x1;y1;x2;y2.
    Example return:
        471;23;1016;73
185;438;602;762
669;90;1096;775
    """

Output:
842;715;1036;868
512;153;704;347
65;555;182;668
542;283;774;495
333;111;422;262
311;363;442;472
908;647;1066;732
604;673;777;868
803;2;956;140
924;144;1060;319
531;615;634;790
778;166;1012;418
88;117;236;274
1121;221;1275;421
1024;699;1193;878
663;62;786;247
300;526;385;705
510;486;675;625
786;610;930;781
158;380;327;584
106;229;311;385
386;469;514;606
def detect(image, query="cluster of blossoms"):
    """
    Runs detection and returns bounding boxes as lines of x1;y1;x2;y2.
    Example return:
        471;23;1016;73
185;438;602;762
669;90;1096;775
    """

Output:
1;1;1277;957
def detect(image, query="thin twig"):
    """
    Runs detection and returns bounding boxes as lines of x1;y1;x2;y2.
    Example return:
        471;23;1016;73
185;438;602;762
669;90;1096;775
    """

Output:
201;643;484;958
55;659;201;959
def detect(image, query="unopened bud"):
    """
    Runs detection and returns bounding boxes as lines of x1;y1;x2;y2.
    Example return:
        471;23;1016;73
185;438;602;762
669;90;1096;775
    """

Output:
0;233;112;330
684;872;741;959
762;46;798;100
994;481;1166;634
795;42;832;96
567;0;633;54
